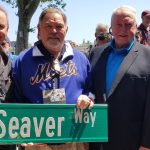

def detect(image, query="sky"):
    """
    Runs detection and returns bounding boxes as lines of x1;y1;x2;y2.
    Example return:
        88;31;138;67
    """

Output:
0;0;150;45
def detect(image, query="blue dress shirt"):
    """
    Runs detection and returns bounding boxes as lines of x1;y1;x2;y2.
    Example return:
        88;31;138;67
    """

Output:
106;38;135;96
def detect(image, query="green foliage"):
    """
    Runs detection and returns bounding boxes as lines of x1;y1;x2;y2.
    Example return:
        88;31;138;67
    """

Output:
2;0;66;9
1;0;17;8
40;0;66;10
1;0;67;52
27;27;36;33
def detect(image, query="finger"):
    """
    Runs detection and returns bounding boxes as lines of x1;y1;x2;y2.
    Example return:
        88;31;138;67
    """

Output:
21;143;27;147
79;100;89;109
77;95;91;109
21;143;34;147
35;143;47;147
81;101;89;109
76;96;83;108
28;142;34;146
76;100;81;108
78;101;84;109
89;101;94;109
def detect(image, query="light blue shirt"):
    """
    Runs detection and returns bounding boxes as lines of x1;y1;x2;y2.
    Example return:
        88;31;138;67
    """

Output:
7;52;18;62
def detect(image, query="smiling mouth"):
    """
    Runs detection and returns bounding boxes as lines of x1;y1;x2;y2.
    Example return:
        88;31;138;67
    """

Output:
119;35;127;37
49;37;59;40
48;38;60;43
49;36;57;38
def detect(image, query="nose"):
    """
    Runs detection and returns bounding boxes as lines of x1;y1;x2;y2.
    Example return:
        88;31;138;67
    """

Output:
119;24;130;33
50;27;57;33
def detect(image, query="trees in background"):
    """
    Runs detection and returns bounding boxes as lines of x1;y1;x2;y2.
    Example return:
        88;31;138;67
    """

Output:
2;0;66;54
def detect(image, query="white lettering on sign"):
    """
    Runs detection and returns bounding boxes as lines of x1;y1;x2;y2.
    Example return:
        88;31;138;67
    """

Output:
0;110;65;139
74;108;96;127
46;117;65;137
9;117;19;138
0;110;7;138
20;117;31;138
0;108;96;140
46;117;55;137
33;117;44;137
57;117;65;136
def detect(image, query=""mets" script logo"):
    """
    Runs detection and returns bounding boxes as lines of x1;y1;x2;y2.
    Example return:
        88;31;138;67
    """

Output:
30;60;77;85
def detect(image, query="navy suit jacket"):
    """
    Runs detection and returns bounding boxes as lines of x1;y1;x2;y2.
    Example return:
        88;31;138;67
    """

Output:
89;42;150;150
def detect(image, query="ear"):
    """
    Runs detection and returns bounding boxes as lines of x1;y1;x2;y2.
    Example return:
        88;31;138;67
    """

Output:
37;24;41;40
66;26;68;33
109;27;112;35
37;24;40;32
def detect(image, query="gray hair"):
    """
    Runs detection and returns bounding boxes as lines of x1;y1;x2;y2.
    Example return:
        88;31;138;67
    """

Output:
95;23;109;33
111;5;137;25
38;8;67;25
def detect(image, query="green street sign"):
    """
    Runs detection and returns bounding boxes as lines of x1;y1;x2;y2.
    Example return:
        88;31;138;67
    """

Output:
0;104;108;144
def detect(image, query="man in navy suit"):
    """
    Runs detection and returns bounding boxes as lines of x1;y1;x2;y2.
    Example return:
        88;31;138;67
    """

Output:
89;5;150;150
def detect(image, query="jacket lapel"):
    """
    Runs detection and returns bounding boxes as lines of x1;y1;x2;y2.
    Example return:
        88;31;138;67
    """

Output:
96;47;111;98
107;43;139;98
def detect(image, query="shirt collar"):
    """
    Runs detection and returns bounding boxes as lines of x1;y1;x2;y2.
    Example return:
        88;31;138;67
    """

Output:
32;41;74;61
109;37;135;54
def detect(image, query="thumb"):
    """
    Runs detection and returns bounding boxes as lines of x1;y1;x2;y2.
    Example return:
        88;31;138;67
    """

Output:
88;101;94;109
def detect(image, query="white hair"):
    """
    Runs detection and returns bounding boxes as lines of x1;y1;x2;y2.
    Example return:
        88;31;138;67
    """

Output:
111;5;137;25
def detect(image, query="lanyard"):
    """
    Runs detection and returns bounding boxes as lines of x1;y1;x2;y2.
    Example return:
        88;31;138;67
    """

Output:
51;58;60;89
52;74;60;89
51;45;66;89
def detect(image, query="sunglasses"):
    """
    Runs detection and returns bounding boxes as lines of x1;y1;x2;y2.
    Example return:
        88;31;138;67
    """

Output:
97;33;110;41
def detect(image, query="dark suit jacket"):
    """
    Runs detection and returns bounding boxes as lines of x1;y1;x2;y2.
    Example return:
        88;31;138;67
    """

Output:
89;42;150;150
